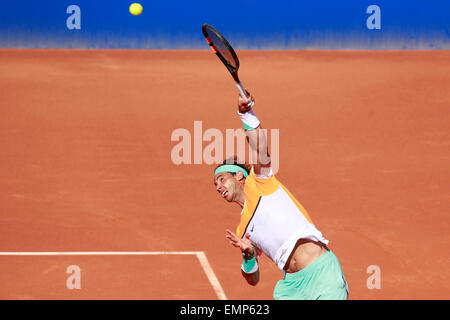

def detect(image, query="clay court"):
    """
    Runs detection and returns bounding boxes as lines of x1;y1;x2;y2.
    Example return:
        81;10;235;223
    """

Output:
0;49;449;299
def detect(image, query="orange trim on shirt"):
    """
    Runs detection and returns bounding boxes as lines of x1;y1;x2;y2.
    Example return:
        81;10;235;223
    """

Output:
247;167;280;195
236;167;279;238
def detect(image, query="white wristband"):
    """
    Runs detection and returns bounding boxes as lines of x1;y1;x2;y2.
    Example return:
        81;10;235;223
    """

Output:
237;109;260;131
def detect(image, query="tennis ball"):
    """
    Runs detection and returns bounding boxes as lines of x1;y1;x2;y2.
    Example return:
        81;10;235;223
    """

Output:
129;3;143;16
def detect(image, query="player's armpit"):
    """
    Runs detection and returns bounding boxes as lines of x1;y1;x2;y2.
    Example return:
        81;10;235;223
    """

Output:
246;127;271;176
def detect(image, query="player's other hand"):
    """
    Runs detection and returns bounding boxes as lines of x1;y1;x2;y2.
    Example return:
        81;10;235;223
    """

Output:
226;229;255;258
238;91;255;114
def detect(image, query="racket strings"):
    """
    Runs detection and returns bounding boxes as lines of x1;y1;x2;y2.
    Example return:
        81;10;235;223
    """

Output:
204;28;238;69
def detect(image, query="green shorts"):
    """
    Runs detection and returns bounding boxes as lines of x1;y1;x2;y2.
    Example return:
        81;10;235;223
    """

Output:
273;250;349;300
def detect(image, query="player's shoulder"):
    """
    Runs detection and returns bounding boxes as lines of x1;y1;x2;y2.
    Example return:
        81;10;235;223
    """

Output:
245;166;279;196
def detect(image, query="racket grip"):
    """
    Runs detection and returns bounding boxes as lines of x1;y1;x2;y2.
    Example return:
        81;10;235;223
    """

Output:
236;81;254;107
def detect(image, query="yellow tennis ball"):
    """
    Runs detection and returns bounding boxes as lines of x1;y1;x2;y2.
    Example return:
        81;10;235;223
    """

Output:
129;3;143;16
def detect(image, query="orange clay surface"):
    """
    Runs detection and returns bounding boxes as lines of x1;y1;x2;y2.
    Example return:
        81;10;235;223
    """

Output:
0;49;449;299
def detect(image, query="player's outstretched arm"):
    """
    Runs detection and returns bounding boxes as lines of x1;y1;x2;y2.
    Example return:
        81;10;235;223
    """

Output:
237;93;272;177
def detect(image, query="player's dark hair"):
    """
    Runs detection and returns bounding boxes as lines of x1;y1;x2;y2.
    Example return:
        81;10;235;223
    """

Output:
215;156;251;177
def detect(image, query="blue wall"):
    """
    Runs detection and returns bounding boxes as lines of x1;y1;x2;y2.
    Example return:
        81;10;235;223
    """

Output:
0;0;448;49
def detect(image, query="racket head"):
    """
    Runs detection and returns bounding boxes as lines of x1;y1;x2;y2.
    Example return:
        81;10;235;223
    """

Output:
202;24;240;76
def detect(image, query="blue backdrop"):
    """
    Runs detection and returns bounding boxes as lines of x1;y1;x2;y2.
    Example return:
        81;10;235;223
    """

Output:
0;0;448;49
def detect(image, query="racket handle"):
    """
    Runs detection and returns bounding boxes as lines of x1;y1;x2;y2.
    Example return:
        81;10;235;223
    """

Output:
236;81;254;107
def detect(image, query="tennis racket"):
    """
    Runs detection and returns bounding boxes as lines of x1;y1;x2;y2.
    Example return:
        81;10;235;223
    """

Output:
202;23;254;106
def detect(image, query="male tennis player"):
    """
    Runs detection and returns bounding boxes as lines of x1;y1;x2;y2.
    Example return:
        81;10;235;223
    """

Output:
213;92;349;300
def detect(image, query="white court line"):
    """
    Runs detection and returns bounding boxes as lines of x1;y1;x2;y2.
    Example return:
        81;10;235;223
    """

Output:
195;251;227;300
0;251;227;300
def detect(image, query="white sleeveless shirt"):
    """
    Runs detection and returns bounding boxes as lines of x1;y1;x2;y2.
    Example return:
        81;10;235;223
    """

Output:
236;168;329;270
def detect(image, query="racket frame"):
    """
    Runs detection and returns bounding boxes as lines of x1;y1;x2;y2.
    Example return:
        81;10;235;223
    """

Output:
202;24;253;104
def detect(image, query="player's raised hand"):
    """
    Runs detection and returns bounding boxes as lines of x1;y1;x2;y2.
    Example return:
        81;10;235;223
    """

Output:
238;91;255;114
225;229;255;258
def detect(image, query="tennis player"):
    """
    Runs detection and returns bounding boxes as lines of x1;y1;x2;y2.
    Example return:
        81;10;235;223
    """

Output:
214;92;349;300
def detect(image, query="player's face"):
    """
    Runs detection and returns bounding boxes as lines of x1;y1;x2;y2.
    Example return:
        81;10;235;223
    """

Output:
214;172;238;202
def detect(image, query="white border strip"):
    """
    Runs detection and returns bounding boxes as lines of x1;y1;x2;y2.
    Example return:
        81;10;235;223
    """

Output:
0;251;200;256
0;251;227;300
